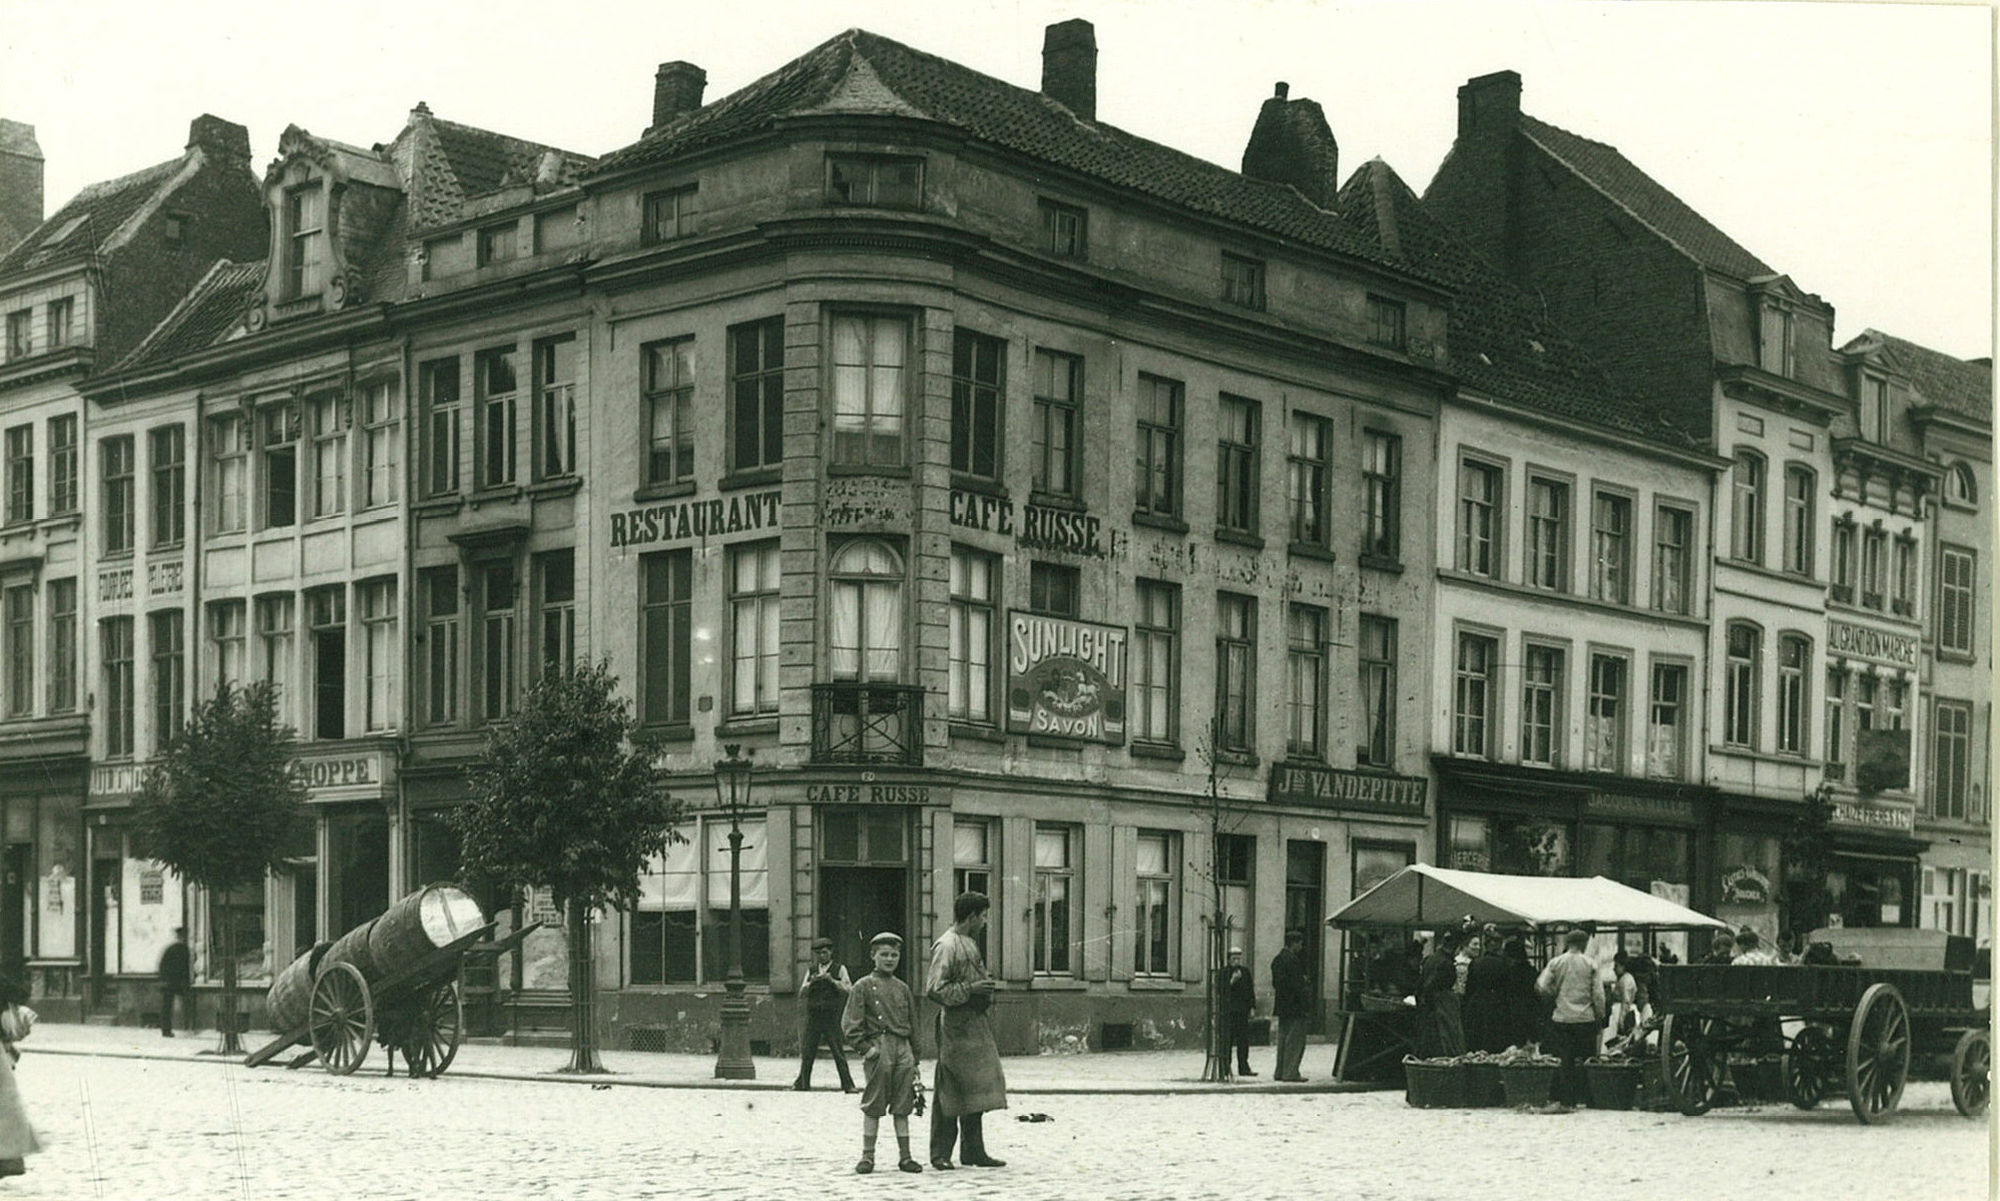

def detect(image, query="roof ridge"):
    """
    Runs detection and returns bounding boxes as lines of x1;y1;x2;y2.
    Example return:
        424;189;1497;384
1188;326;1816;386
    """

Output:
56;156;182;211
116;257;251;369
1516;123;1704;270
425;113;598;165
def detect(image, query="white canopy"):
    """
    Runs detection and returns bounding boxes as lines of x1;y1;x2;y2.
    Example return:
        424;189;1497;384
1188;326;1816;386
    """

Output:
1326;863;1732;932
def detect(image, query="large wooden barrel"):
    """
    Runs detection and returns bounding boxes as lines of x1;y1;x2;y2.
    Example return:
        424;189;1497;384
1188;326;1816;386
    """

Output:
265;941;332;1032
321;917;382;983
365;883;487;974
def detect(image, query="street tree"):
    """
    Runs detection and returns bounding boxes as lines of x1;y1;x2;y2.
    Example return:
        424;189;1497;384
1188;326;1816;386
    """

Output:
451;660;682;1073
133;680;308;1054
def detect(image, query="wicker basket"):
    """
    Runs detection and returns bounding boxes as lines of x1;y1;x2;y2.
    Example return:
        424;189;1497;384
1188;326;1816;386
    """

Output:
1403;1058;1466;1108
1499;1063;1559;1107
1462;1061;1505;1108
1585;1061;1643;1110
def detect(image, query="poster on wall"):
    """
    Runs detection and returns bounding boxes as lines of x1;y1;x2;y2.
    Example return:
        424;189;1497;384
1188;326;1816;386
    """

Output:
1004;612;1128;743
39;867;74;960
122;859;181;980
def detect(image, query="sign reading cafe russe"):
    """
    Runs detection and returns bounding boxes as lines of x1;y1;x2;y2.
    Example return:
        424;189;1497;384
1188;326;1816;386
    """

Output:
1005;612;1127;742
610;491;782;549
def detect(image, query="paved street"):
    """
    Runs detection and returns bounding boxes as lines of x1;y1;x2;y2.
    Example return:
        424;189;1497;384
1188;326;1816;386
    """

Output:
0;1051;1985;1201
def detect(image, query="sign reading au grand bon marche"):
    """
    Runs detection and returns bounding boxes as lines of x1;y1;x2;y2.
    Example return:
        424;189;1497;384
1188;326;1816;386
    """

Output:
1827;619;1918;668
1005;612;1127;742
609;490;782;549
1266;763;1429;818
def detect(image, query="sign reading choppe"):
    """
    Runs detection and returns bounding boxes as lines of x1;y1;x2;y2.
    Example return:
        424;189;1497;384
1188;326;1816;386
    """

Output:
1005;612;1127;743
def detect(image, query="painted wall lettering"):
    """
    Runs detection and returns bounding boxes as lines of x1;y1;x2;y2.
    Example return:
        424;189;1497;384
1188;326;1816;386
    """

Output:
610;490;781;549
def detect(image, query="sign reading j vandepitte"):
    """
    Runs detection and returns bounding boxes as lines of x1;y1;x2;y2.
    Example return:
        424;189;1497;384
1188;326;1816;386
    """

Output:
1005;612;1127;742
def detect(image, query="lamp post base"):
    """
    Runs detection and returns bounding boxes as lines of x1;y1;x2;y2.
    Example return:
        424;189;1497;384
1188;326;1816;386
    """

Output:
714;978;756;1079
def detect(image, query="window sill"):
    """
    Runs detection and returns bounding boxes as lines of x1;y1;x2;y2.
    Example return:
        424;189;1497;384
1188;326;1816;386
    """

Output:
642;723;696;743
714;716;778;739
634;480;697;504
1130;511;1188;536
1026;977;1088;992
1214;528;1264;551
721;467;782;491
1358;553;1403;574
1025;735;1087;752
1216;749;1259;768
1129;742;1184;763
414;496;464;517
1128;977;1187;992
1028;491;1084;512
529;477;583;500
1936;649;1978;666
468;486;525;507
827;463;910;479
98;550;133;562
949;721;1006;744
1288;541;1335;563
1709;744;1819;769
150;542;186;554
951;475;1007;499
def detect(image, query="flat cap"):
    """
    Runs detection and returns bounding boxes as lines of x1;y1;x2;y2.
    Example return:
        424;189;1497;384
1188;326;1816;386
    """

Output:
869;931;904;949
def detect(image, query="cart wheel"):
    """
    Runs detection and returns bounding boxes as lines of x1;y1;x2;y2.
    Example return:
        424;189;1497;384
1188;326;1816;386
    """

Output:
1950;1028;1990;1118
1785;1025;1831;1110
308;962;374;1076
1845;982;1910;1124
1660;1015;1719;1116
401;978;465;1079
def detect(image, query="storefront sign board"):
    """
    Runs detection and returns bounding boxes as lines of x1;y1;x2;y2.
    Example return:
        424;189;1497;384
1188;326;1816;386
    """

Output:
1005;612;1127;743
1827;620;1918;668
1831;799;1916;834
1267;763;1428;818
805;783;932;806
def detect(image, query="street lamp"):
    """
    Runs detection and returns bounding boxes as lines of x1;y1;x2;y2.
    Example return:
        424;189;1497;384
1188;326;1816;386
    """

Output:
712;742;756;1079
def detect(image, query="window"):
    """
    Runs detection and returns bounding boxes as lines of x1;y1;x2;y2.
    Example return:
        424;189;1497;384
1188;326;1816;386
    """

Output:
950;330;1004;481
1653;505;1692;614
728;319;784;472
355;579;396;733
361;381;399;509
1028;561;1079;618
101;435;135;554
1585;653;1627;772
826;155;922;208
476;222;517;267
475;347;519;488
1758;304;1794;377
1776;634;1810;756
1526;477;1569;591
1831;516;1857;602
1782;466;1814;575
1520;643;1563;767
1282;413;1330;548
1358;615;1396;768
261;403;299;528
1363;431;1401;562
1939;545;1975;655
1221;253;1265;310
643;339;694;487
144;425;185;547
47;415;75;516
1648;663;1686;779
1933;700;1972;820
307;394;343;518
209;600;245;688
257;594;293;702
422;569;459;726
1032;825;1076;975
1213;395;1260;536
1040;199;1087;259
102;618;134;757
1131;580;1179;745
478;564;516;724
828;540;903;682
1885;678;1906;732
1134;831;1178;976
150;609;184;743
286;186;324;298
533;551;575;681
640;551;691;726
1892;536;1917;617
1724;623;1759;748
948;548;996;725
1135;375;1183;519
727;543;779;717
954;821;996;962
3;426;29;524
534;336;576;480
1825;670;1847;781
47;579;73;714
421;358;461;496
45;298;71;349
631;816;770;986
1856;673;1877;740
1457;458;1500;576
307;587;345;740
1946;462;1977;506
1367;295;1406;349
3;585;30;717
1590;491;1632;603
1860;527;1886;610
642;185;697;244
1215;834;1255;968
1731;451;1765;563
1453;632;1496;757
1031;349;1081;499
829;314;907;467
1860;376;1890;442
1286;605;1326;759
1215;593;1256;754
3;311;26;359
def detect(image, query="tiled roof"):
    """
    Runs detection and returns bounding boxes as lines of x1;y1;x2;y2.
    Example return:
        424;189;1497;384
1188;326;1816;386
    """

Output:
594;29;1397;268
1519;116;1771;280
428;116;594;200
0;157;182;275
1339;158;1696;451
116;258;264;370
1864;330;1993;425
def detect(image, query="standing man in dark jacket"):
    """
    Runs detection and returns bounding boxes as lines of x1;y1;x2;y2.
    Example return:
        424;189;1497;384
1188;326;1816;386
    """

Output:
157;927;191;1038
795;936;856;1092
1417;930;1464;1057
1269;929;1312;1081
1219;946;1255;1076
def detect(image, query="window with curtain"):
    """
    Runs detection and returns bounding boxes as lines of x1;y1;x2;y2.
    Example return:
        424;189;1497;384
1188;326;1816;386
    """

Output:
1358;615;1396;768
644;339;696;487
1521;643;1562;767
1647;663;1686;780
1033;824;1075;976
1653;505;1692;614
948;547;996;723
1132;580;1179;745
1782;465;1814;575
1776;634;1810;755
830;315;907;467
828;540;903;682
1590;491;1631;603
1453;631;1496;757
953;820;996;962
728;542;780;717
1585;653;1626;772
1288;412;1329;548
1134;831;1177;976
1731;451;1764;563
1526;477;1568;591
1458;458;1500;576
1215;593;1255;753
630;816;768;985
1724;623;1759;748
641;551;691;726
209;413;248;534
1286;604;1326;759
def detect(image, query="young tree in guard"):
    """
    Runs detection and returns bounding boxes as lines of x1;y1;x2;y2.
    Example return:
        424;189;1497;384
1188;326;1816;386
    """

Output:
452;661;681;1073
134;681;307;1054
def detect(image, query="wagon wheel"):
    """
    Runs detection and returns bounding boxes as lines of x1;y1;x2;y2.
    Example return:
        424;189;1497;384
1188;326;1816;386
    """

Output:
1660;1014;1720;1116
308;962;374;1076
400;978;465;1079
1785;1024;1833;1110
1845;982;1910;1124
1950;1028;1990;1118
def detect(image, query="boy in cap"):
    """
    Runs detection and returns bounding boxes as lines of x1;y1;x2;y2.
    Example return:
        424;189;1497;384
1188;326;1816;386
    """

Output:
795;936;856;1092
841;932;921;1174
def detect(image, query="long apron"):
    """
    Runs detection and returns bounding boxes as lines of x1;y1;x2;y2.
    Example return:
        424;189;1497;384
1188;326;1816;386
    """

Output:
933;1002;1008;1116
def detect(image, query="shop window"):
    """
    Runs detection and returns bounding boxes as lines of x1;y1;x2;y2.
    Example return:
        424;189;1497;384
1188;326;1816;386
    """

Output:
1032;824;1076;976
204;883;268;988
950;329;1004;482
947;547;997;724
1134;831;1178;976
1131;580;1179;745
1578;824;1691;907
631;816;768;986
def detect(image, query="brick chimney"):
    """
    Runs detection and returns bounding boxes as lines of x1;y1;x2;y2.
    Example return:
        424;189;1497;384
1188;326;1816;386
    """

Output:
0;120;42;258
1042;19;1097;120
186;114;251;164
1457;70;1521;141
1240;82;1340;210
650;62;707;134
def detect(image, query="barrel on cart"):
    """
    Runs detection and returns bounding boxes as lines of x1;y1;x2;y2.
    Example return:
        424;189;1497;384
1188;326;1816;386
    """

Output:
1655;928;1989;1124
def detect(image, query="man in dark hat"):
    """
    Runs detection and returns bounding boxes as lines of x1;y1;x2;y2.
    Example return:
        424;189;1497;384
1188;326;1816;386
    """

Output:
795;935;856;1092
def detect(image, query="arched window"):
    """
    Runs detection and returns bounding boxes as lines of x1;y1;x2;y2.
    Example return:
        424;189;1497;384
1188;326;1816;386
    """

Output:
1731;450;1766;564
1724;621;1761;748
828;539;904;681
1782;464;1815;575
1947;462;1977;506
1776;633;1811;755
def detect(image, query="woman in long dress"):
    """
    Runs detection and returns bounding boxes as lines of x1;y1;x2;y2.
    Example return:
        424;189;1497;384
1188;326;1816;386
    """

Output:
0;976;42;1178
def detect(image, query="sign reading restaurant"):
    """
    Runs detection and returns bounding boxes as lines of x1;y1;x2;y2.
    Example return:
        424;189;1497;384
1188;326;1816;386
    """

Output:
1827;619;1918;668
1267;763;1429;818
1005;612;1127;742
610;490;782;549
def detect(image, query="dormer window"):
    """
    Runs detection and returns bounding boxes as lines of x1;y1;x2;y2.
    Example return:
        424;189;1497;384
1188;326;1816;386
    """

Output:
1758;302;1795;377
5;311;27;360
477;223;517;267
826;155;922;209
1367;295;1406;349
1221;253;1266;311
1859;375;1890;442
286;186;325;299
643;186;698;244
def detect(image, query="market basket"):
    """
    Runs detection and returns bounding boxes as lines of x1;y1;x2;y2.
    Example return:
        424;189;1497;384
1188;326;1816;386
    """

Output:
1403;1057;1466;1108
1499;1062;1558;1107
1584;1060;1643;1110
1462;1061;1505;1108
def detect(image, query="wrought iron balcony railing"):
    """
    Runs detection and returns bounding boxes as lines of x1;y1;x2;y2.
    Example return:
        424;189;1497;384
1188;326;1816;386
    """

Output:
810;682;925;766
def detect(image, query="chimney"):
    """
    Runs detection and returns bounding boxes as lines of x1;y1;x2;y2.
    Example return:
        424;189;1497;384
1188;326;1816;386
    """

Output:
650;62;707;133
1042;19;1097;120
1457;70;1521;141
186;114;251;164
1240;82;1340;210
0;120;43;257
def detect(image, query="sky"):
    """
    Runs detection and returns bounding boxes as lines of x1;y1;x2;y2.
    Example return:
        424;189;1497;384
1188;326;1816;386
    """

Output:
2;0;1991;360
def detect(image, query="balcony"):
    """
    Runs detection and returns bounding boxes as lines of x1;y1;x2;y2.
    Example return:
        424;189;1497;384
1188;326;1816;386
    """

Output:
811;682;925;766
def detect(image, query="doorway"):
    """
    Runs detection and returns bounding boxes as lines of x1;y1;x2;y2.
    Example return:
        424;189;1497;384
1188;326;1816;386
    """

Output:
1285;839;1326;1029
90;855;119;1010
819;808;912;983
0;844;27;973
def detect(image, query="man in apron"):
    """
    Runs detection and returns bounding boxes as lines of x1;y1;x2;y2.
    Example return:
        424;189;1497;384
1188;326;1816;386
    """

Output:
925;892;1008;1170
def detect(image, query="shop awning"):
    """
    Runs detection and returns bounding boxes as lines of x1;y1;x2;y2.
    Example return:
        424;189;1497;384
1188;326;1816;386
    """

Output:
1326;863;1732;932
